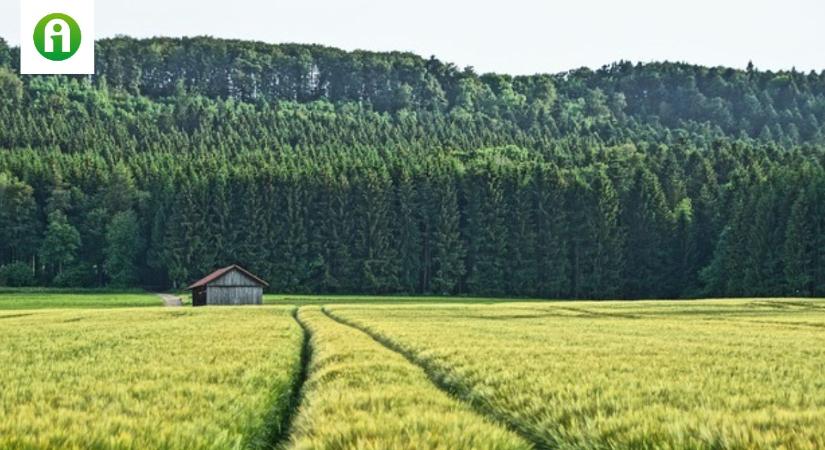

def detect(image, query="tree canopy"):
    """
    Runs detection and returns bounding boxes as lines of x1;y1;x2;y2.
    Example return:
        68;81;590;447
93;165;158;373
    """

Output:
1;36;824;297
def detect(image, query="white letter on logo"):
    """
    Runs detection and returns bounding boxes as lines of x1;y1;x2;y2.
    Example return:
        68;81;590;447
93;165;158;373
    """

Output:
44;19;71;53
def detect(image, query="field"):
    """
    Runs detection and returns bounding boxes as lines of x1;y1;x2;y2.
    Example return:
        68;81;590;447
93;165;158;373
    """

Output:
326;300;825;449
287;307;527;449
2;295;825;449
0;289;161;309
0;307;303;449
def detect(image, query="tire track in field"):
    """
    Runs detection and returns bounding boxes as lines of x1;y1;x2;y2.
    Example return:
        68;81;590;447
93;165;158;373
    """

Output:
0;313;36;320
321;307;551;450
264;307;313;450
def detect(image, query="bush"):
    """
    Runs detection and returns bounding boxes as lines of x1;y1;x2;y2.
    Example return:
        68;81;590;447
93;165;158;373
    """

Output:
53;264;98;288
0;262;35;287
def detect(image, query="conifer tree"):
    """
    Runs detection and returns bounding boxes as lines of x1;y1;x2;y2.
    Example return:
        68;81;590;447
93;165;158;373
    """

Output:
784;188;815;295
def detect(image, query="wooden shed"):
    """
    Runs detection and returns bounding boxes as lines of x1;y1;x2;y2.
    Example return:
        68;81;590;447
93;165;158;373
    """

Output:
186;265;268;306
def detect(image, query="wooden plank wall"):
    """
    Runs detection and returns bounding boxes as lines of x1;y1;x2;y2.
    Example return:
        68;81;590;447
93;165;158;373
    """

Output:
210;270;260;287
205;286;263;305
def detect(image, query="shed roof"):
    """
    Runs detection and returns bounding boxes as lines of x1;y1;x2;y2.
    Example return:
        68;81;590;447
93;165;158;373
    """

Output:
186;265;269;290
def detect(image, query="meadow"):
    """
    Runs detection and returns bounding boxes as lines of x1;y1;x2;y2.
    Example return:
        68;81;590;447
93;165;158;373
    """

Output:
2;295;825;449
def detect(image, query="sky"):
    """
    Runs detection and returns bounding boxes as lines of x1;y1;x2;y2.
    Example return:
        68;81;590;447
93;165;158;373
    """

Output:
2;0;825;75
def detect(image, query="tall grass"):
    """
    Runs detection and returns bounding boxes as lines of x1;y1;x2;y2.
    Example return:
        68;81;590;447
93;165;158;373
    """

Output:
286;307;529;449
0;307;303;449
329;299;825;449
0;288;160;309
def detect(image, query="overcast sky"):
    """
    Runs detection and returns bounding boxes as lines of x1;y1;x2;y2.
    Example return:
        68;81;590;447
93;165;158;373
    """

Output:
3;0;825;74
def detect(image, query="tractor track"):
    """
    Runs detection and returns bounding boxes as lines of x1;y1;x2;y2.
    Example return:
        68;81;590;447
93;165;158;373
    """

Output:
264;307;313;450
320;306;551;450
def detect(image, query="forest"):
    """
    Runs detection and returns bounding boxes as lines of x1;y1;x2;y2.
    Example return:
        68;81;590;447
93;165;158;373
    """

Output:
0;36;823;298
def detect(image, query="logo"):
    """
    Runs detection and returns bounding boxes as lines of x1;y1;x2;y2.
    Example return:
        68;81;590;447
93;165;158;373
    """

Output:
20;0;95;74
33;13;82;61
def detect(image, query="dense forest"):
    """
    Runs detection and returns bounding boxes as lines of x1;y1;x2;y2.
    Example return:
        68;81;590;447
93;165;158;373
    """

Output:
0;36;824;297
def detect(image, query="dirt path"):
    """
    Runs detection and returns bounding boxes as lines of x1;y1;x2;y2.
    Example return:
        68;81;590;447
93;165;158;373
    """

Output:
157;293;183;307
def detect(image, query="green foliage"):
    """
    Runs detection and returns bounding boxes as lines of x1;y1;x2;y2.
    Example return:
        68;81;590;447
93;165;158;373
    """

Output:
1;36;824;297
0;172;39;265
104;210;143;287
52;263;97;288
39;211;81;279
0;68;22;103
0;262;34;287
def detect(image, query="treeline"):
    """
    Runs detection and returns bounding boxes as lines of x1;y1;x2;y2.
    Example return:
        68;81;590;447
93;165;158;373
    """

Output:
4;36;825;147
0;36;824;297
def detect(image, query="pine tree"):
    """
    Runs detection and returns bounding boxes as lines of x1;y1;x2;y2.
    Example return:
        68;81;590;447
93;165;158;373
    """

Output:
621;168;672;298
671;198;697;297
784;188;815;295
506;167;537;296
535;165;570;298
430;173;464;295
393;167;423;293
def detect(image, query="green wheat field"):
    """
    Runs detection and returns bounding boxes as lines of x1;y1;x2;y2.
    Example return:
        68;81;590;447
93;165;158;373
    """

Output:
1;292;824;449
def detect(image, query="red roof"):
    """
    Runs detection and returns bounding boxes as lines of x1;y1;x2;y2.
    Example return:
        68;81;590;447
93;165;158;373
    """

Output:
186;265;269;290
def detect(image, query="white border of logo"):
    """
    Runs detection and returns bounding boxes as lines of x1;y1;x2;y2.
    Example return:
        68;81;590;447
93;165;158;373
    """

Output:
20;0;95;74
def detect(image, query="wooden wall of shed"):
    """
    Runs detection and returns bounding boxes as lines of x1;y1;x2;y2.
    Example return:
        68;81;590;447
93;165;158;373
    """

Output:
205;286;263;305
211;270;261;287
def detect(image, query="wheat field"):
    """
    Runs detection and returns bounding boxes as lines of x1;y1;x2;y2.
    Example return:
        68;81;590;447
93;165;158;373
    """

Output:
286;307;528;449
3;298;825;449
0;307;303;449
327;299;825;449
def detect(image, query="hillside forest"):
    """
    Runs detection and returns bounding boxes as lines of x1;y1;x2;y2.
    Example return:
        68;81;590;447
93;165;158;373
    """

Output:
0;36;824;298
